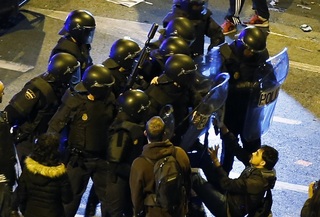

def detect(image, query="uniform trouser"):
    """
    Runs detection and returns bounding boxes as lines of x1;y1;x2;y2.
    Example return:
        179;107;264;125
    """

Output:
0;183;12;217
64;156;108;217
105;168;132;217
226;0;270;22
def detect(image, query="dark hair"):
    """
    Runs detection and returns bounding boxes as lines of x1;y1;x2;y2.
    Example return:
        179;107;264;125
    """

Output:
146;116;165;142
261;145;279;170
30;132;61;166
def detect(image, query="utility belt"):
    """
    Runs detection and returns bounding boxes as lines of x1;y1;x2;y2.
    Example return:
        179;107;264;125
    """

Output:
67;147;106;169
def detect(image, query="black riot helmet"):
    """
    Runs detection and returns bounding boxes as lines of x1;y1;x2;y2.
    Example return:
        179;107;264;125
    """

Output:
158;36;191;61
117;89;151;122
80;64;115;99
108;38;141;69
43;53;80;85
165;17;196;45
237;26;267;53
59;10;96;44
161;54;197;87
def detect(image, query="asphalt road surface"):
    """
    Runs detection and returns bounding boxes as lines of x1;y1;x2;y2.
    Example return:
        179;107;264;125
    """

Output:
0;0;319;216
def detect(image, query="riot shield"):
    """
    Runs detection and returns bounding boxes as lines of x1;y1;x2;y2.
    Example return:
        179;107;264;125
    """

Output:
180;72;230;151
243;48;289;141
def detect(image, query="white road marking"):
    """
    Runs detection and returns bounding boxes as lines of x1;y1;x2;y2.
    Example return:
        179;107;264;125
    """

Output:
230;172;308;193
0;60;34;73
289;61;320;73
273;116;302;125
268;31;298;40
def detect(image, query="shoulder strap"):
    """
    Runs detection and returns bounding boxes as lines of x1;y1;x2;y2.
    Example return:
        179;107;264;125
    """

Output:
31;77;57;105
143;155;154;165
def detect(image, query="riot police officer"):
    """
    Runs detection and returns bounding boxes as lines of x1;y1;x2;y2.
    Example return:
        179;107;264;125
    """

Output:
50;10;96;77
47;64;116;217
145;53;201;146
105;89;150;217
4;52;80;166
84;39;144;217
163;0;225;57
0;81;17;217
216;26;272;173
153;16;196;50
102;38;143;96
141;35;192;84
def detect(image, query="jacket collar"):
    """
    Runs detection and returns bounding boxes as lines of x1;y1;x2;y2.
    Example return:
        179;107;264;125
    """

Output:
25;157;67;178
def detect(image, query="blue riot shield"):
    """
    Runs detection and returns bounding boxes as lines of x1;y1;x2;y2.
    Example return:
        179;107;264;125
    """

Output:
180;72;230;151
243;48;289;141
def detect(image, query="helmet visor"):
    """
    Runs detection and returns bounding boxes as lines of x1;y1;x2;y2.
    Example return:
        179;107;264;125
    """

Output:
70;64;81;85
82;27;95;44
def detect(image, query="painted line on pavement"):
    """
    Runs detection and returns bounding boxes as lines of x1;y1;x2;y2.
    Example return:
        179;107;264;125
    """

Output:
0;60;34;73
230;172;308;193
269;31;298;40
273;116;302;125
289;61;320;73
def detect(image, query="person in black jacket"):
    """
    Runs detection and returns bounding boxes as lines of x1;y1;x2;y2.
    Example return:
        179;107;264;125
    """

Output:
4;53;80;167
50;10;96;77
192;119;278;217
301;180;320;217
102;38;143;97
145;54;201;146
47;64;116;217
216;26;273;174
0;81;18;217
17;132;72;217
104;89;150;217
163;0;225;58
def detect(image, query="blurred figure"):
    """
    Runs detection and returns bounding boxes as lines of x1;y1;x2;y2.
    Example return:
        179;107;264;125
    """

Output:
301;180;320;217
16;132;72;217
163;0;225;57
221;0;270;35
50;10;96;77
0;81;18;217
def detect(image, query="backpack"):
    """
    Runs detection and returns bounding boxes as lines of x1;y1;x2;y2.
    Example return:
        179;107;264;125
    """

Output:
144;147;186;213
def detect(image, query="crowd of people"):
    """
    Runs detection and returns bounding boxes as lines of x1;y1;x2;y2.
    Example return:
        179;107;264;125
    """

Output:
0;0;317;217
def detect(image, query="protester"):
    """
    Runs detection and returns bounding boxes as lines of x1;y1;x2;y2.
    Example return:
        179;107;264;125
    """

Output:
0;81;18;217
192;118;278;217
16;132;72;217
130;116;191;217
301;180;320;217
